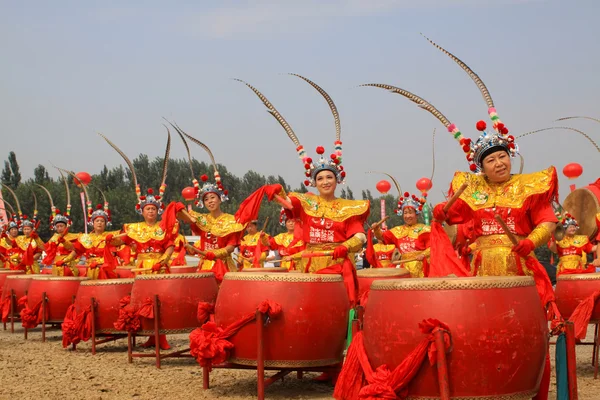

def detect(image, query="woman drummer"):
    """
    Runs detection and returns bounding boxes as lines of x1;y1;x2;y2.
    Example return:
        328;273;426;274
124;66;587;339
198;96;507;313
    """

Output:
237;75;369;304
269;210;305;271
167;122;246;282
371;174;431;276
365;37;556;400
549;212;597;274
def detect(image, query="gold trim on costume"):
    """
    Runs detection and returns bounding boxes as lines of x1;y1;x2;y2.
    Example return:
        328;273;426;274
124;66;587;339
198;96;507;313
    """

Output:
557;272;600;281
357;268;410;278
190;211;245;237
372;276;534;291
223;272;343;283
290;192;369;222
451;167;556;210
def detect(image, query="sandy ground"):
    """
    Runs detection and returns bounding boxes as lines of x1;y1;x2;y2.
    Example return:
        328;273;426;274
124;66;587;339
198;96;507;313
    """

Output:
0;324;599;400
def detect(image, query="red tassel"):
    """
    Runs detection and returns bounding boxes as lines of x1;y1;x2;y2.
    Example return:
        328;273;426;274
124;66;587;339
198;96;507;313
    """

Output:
429;221;470;277
159;202;185;243
365;230;382;269
317;258;358;306
197;302;215;324
210;259;229;284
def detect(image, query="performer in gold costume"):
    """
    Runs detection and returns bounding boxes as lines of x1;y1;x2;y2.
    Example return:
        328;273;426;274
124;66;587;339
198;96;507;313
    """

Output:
167;122;245;282
270;211;305;270
372;174;430;277
549;212;596;275
238;221;270;269
237;75;369;303
37;177;80;276
365;36;556;400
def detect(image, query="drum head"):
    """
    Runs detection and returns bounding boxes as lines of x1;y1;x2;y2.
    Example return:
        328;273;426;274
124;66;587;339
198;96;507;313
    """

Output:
564;186;600;238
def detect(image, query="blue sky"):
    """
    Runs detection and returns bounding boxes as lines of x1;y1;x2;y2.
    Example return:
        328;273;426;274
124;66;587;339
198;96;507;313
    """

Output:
1;0;598;203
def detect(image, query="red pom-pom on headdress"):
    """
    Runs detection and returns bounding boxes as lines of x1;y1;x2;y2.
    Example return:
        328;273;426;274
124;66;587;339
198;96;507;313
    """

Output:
201;174;209;182
316;146;325;155
476;120;486;131
147;188;154;195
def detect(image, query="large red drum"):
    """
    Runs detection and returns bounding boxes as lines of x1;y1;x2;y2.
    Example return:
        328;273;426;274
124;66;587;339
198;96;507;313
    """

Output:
130;272;218;334
216;272;349;367
363;276;548;399
555;273;600;321
0;270;24;294
28;276;89;322
75;279;135;334
170;265;198;274
356;268;410;301
1;274;33;315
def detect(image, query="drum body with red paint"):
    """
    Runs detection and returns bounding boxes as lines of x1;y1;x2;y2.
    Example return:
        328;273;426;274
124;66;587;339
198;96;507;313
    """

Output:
363;276;548;399
27;276;89;322
130;272;218;334
75;278;135;333
356;267;410;300
555;273;600;321
216;272;349;368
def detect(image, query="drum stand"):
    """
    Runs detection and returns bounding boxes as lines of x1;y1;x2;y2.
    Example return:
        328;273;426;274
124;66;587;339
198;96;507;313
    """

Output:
126;294;194;368
201;309;343;400
3;289;26;333
24;293;72;342
551;320;599;382
73;297;129;354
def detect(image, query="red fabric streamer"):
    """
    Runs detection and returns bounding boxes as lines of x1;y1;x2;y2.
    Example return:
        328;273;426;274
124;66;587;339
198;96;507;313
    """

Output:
210;260;229;284
42;241;58;266
159;201;185;243
317;258;359;306
197;302;215;324
429;221;471;277
19;296;44;329
568;290;600;340
22;241;34;267
172;246;187;266
61;304;80;348
525;257;556;311
334;318;451;400
365;230;382;269
234;184;283;225
116;245;131;266
189;300;282;371
1;296;12;323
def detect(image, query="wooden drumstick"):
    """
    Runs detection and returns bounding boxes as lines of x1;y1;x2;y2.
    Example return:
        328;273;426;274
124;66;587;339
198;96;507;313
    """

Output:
392;257;419;265
443;182;468;213
494;215;519;246
177;209;197;224
301;251;333;258
371;216;389;230
260;217;270;233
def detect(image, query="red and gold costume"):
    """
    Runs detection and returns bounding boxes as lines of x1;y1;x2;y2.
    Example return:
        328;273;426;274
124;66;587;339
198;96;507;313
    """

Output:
47;232;80;276
2;235;44;274
443;168;558;276
170;234;188;266
371;242;395;268
189;211;244;272
555;235;593;274
289;193;369;274
72;231;119;279
238;231;270;269
122;222;177;273
381;225;430;276
270;232;305;270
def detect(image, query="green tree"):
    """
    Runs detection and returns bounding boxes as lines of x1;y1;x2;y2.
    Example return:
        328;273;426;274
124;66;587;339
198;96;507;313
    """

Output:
1;151;22;188
33;165;50;184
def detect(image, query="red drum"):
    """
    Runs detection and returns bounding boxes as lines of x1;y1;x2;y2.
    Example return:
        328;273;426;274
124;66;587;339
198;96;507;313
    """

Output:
216;272;349;367
130;272;218;334
28;276;89;322
555;273;600;321
2;275;33;313
170;265;198;274
116;267;135;278
363;276;547;399
0;270;24;294
75;279;134;333
356;268;410;301
241;267;288;273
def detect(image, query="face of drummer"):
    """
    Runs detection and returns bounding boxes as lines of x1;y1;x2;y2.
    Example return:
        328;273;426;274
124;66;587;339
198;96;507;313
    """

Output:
22;226;32;237
482;150;511;184
203;192;222;213
285;219;295;233
54;222;67;234
142;205;158;224
566;224;577;236
93;217;106;234
8;227;19;238
315;170;337;198
403;207;418;226
246;222;258;235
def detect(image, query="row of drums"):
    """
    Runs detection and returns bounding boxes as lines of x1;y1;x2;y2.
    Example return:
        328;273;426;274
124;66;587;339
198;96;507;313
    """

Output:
2;267;600;398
